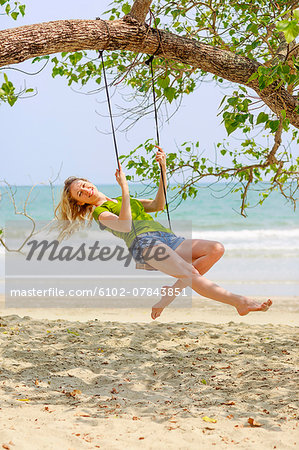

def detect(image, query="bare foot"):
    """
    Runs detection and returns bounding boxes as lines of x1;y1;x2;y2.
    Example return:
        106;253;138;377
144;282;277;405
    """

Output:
151;302;165;320
236;298;272;316
151;285;179;320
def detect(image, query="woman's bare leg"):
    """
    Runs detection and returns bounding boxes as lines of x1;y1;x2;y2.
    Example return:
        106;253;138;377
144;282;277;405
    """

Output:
154;239;225;315
147;243;272;319
178;239;225;274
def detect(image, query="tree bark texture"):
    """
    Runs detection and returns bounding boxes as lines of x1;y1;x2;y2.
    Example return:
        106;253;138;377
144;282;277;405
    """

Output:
0;18;298;128
128;0;153;22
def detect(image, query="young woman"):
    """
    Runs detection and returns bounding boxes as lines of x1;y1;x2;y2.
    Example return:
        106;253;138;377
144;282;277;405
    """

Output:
56;147;272;319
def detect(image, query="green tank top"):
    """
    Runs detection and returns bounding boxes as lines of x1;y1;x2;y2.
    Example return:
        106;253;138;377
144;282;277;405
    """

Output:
92;196;173;248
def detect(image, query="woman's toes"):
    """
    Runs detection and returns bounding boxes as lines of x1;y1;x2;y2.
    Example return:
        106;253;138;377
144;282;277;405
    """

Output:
151;308;158;320
262;299;272;311
151;307;163;320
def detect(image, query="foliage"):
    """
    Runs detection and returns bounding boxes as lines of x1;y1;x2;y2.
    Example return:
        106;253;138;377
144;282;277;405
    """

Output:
120;130;299;214
0;0;25;21
0;72;18;106
277;7;299;43
110;0;298;213
0;0;33;106
1;0;299;214
0;72;34;106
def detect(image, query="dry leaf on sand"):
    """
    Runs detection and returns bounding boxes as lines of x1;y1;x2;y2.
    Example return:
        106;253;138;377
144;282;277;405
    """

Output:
65;389;81;398
248;418;262;427
202;416;217;423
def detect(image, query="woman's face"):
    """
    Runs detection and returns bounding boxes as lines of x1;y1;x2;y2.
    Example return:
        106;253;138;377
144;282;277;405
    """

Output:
69;179;100;206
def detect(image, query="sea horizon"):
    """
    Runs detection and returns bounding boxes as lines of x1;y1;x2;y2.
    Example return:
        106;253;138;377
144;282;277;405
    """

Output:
0;183;298;297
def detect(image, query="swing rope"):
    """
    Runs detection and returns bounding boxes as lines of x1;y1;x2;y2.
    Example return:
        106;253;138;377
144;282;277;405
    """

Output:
145;54;172;231
99;49;172;231
98;50;121;170
98;49;172;270
99;49;145;264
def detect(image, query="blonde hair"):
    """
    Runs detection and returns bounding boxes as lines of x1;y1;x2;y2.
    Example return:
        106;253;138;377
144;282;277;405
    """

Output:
54;176;94;240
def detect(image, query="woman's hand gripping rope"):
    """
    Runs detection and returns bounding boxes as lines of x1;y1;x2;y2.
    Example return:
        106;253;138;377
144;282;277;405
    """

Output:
154;145;167;172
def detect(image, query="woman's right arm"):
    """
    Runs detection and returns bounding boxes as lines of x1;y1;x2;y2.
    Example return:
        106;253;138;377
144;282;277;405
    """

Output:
98;165;132;233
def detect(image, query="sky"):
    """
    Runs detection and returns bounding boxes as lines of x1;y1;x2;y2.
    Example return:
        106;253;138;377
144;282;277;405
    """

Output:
1;1;245;186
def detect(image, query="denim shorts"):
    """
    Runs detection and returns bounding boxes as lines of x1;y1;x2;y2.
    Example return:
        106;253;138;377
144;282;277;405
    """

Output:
129;231;185;264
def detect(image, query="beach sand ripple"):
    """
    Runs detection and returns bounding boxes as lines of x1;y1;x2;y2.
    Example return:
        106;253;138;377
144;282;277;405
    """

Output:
0;315;298;449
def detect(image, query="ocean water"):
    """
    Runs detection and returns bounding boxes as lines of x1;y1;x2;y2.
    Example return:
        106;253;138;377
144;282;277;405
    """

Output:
0;183;298;297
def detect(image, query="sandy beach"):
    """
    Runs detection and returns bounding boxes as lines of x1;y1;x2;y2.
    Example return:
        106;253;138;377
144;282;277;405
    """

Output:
0;295;298;449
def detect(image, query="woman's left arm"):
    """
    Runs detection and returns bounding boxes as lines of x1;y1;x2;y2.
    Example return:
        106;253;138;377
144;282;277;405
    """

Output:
138;146;167;213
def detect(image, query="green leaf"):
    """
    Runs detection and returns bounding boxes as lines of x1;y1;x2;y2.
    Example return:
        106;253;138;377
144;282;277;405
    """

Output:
163;86;176;103
11;11;19;20
268;120;280;132
219;95;227;109
67;329;79;336
121;2;131;15
32;55;50;63
246;23;258;35
277;20;291;32
223;113;241;135
19;4;26;16
158;76;170;89
247;72;258;83
294;9;299;20
277;20;299;44
7;96;17;106
256;112;268;124
227;97;238;107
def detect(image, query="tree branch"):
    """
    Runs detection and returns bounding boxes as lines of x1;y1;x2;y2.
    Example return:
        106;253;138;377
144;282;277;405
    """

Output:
0;181;36;253
128;0;153;23
240;168;253;217
0;18;298;128
266;120;283;165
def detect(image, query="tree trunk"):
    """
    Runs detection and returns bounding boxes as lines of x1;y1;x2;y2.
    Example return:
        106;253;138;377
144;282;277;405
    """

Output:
0;18;298;128
128;0;153;22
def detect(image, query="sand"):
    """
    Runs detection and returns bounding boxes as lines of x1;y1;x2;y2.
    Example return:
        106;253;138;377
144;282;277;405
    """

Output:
0;295;298;449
